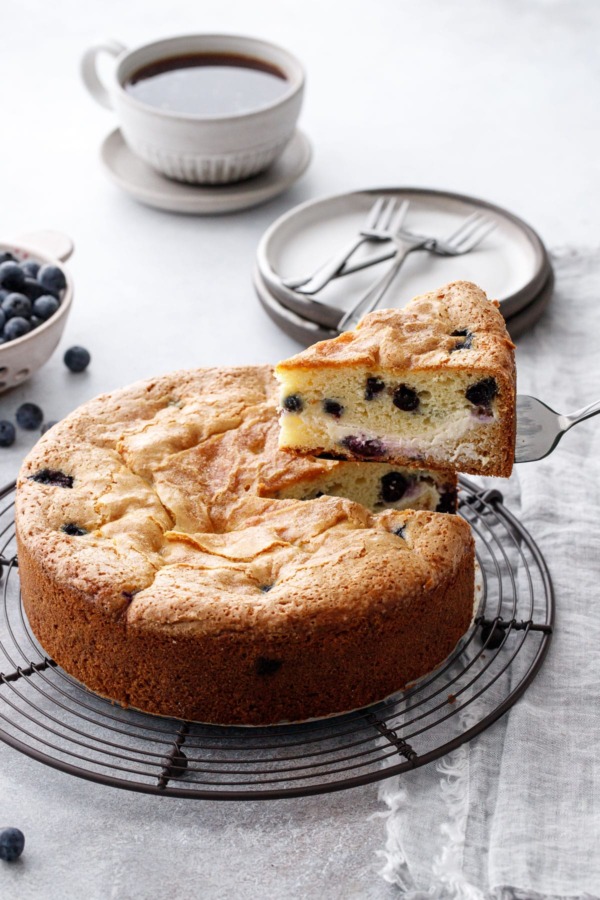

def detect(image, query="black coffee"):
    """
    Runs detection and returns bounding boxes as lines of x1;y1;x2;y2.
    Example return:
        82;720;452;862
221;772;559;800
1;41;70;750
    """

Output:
125;53;288;116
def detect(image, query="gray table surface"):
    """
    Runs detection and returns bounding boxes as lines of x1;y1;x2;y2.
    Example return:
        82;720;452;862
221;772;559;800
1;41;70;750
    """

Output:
1;0;599;897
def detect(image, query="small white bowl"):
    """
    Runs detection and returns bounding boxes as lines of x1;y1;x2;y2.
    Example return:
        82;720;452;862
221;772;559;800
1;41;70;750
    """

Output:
82;34;306;185
0;230;74;393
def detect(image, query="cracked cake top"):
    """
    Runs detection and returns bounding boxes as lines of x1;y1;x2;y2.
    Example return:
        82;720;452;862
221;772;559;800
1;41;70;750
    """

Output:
276;281;515;373
16;366;472;636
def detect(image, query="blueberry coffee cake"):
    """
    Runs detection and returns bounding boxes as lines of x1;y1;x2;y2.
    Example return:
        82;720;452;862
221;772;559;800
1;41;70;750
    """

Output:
276;281;516;477
16;366;474;725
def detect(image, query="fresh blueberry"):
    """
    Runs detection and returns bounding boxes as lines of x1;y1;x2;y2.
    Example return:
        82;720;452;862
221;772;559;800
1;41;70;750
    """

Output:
380;471;409;503
64;346;91;373
0;421;16;448
37;264;66;295
283;394;303;413
29;316;43;329
20;260;40;278
393;384;420;411
0;261;25;292
29;468;73;488
22;277;47;301
341;435;385;458
255;657;282;675
323;399;344;418
0;309;5;331
365;376;385;400
40;420;59;435
0;252;16;266
2;292;31;320
3;317;31;341
16;402;44;430
0;827;25;862
61;523;88;536
33;294;60;320
466;377;497;406
436;488;458;513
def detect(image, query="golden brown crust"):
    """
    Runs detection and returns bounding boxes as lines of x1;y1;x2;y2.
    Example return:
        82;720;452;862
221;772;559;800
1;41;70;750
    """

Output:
16;366;475;725
277;281;515;373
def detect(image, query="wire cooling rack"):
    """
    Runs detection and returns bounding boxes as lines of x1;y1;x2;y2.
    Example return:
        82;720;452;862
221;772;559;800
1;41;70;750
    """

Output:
0;477;553;800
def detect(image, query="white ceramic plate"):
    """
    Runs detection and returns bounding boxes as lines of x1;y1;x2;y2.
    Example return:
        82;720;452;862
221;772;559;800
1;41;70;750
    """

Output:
100;128;312;214
257;187;550;323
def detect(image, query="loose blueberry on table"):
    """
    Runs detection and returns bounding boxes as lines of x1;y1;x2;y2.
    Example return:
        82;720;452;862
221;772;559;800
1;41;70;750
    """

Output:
0;827;25;862
64;345;91;373
16;402;44;431
0;421;16;447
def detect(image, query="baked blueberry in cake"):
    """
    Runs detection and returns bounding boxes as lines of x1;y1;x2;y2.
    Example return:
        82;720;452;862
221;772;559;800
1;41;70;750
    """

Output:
275;281;516;477
15;366;473;726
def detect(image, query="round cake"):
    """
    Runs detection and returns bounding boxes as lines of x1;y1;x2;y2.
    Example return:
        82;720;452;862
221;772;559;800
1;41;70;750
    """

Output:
15;366;475;725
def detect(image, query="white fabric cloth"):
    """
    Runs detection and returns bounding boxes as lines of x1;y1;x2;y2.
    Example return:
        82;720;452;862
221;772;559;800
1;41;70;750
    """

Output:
378;248;600;899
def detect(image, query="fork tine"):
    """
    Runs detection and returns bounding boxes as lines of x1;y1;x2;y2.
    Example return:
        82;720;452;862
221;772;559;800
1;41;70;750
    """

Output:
442;211;487;244
391;199;410;234
454;220;497;252
378;197;397;231
365;197;386;230
451;214;492;246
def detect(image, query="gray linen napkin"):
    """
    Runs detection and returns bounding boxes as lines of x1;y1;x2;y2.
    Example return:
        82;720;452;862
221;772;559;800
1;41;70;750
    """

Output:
378;248;600;899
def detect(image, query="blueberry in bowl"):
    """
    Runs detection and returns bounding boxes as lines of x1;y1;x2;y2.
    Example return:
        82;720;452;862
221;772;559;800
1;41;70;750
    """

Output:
0;232;74;393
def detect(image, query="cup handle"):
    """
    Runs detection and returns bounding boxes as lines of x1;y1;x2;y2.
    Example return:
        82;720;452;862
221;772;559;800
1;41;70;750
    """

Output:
81;40;127;110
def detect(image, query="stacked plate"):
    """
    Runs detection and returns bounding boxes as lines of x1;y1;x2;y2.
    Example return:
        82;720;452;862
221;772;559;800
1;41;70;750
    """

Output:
254;188;553;344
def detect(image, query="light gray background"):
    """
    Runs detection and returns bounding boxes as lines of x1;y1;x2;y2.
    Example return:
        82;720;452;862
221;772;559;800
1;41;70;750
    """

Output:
0;1;598;897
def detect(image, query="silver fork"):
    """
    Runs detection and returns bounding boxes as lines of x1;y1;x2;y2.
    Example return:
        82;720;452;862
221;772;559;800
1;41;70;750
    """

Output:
516;395;600;462
336;214;496;331
283;197;409;294
318;212;497;288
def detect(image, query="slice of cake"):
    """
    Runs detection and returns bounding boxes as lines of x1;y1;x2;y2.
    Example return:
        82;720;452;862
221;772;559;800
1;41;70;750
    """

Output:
275;281;516;477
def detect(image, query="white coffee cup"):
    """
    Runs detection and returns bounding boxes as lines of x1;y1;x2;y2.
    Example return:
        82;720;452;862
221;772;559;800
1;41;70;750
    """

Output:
81;34;305;185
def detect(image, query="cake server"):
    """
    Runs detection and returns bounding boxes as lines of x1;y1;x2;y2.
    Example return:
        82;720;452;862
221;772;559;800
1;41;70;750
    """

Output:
516;395;600;462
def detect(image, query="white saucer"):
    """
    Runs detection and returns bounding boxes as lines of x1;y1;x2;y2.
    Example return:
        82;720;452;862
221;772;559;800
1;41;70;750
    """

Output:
257;187;550;323
100;128;312;215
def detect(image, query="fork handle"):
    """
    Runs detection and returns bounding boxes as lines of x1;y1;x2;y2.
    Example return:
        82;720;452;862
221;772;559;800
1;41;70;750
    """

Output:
337;243;420;331
284;235;373;294
561;398;600;431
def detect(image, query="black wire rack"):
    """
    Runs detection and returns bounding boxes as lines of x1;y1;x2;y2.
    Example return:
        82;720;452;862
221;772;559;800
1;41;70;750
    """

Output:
0;477;553;800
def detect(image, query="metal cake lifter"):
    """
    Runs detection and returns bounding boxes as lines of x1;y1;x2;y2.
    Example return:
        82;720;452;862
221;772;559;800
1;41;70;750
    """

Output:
516;395;600;462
